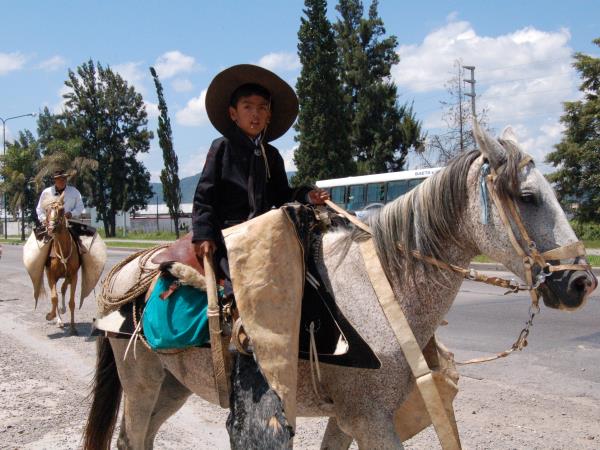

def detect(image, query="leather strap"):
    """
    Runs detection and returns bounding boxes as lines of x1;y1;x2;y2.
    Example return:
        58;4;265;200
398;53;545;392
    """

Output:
360;239;461;450
203;255;231;408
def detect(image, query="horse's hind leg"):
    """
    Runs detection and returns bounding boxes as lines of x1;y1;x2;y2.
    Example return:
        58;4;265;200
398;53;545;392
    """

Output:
110;339;166;450
144;370;192;448
321;417;354;450
67;272;78;335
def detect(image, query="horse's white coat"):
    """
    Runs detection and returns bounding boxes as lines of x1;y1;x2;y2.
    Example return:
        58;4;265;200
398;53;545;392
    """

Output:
95;125;596;449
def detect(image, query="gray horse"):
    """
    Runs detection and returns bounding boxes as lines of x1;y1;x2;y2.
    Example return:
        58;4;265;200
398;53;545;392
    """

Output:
84;124;596;449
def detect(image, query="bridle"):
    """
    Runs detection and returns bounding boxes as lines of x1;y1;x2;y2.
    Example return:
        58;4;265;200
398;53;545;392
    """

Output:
45;201;74;270
323;154;592;363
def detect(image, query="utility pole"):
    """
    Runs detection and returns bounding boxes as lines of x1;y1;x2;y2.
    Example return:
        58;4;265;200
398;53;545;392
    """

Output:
463;65;477;119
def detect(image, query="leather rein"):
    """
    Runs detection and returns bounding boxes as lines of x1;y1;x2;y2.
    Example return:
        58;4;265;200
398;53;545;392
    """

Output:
324;155;591;364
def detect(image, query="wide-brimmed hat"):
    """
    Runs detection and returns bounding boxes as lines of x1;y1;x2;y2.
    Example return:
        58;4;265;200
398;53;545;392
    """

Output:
205;64;298;142
53;169;68;179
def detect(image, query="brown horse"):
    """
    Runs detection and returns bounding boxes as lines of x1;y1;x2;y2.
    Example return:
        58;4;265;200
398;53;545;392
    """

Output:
43;193;81;334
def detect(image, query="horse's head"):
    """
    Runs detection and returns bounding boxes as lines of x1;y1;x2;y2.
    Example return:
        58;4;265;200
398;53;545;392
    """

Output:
45;192;66;237
468;123;597;311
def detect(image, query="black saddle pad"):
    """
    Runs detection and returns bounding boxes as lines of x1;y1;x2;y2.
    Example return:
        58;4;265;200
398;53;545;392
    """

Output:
297;259;381;369
68;220;96;236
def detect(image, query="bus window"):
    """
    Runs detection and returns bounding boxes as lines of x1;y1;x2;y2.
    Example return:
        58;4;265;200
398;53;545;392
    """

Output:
386;180;409;202
366;183;385;204
330;186;346;205
347;185;366;211
408;179;423;190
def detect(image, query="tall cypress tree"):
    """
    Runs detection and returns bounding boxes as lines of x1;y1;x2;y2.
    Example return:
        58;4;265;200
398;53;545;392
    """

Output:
150;67;182;237
293;0;354;186
335;0;423;173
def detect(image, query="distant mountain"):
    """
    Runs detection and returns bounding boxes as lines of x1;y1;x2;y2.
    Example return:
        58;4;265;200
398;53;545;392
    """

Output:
151;171;297;203
151;173;200;204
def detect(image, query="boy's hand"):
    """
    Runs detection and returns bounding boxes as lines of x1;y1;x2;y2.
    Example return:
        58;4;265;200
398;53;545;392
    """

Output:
194;240;216;261
308;189;330;205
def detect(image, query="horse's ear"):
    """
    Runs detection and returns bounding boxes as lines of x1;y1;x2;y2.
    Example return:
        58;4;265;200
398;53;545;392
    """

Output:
473;120;506;170
500;126;519;145
59;192;65;203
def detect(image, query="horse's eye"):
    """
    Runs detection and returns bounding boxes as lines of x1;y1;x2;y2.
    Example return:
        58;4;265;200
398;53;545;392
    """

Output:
520;193;537;204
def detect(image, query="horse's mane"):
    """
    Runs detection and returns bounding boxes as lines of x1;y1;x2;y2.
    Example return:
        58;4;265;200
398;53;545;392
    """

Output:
42;194;64;212
341;142;529;286
331;139;524;281
369;150;480;284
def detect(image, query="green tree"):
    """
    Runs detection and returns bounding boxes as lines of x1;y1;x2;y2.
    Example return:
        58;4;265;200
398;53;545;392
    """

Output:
293;0;354;185
334;0;423;173
62;60;154;237
150;67;182;237
35;106;98;193
546;38;600;223
0;130;41;240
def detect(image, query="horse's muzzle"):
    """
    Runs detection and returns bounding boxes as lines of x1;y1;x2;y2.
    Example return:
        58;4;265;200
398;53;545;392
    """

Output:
539;259;597;310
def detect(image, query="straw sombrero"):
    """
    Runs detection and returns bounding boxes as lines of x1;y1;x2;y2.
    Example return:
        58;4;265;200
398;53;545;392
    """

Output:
205;64;298;142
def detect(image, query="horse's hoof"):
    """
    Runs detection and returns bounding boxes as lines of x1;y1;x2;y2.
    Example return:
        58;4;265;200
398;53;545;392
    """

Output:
59;307;66;314
46;312;55;321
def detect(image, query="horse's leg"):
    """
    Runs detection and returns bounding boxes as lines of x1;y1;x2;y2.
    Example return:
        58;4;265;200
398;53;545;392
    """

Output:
60;279;68;314
45;270;62;327
109;338;166;450
67;271;78;335
144;370;192;448
337;411;403;450
321;417;354;450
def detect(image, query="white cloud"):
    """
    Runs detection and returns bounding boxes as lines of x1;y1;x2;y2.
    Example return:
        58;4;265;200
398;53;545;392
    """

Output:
53;84;73;114
280;145;298;172
256;52;300;72
0;52;27;75
113;61;147;94
145;101;160;119
38;55;66;71
179;148;210;178
154;51;196;79
172;78;194;92
176;89;209;127
395;18;578;166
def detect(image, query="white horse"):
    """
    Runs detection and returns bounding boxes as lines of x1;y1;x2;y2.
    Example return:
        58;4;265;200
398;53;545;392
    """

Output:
84;124;596;449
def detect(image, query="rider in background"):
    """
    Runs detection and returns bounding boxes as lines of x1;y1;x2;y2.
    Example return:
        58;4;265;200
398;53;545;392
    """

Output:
36;169;84;224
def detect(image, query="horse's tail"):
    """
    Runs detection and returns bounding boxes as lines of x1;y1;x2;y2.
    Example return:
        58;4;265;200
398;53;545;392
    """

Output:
83;336;122;450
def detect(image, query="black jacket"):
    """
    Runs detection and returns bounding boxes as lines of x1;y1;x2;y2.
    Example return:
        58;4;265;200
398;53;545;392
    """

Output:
192;127;312;243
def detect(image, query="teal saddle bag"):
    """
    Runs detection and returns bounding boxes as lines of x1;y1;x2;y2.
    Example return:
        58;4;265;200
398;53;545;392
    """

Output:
142;274;210;350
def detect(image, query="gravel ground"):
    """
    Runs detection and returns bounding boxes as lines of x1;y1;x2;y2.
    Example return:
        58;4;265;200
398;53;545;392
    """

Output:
1;244;599;449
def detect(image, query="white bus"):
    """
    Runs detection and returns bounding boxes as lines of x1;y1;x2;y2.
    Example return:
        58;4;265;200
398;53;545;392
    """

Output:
316;167;443;213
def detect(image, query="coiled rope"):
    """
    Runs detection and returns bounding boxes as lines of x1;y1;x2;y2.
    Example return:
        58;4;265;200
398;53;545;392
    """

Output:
98;244;169;313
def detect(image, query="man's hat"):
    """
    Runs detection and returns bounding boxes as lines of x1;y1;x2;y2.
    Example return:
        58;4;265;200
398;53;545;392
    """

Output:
53;169;68;179
205;64;298;142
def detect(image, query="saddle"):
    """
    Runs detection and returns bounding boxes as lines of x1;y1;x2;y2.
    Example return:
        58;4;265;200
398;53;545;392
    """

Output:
151;232;204;275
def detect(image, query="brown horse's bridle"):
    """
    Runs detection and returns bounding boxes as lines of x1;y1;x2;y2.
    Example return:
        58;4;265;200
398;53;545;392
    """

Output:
46;201;74;270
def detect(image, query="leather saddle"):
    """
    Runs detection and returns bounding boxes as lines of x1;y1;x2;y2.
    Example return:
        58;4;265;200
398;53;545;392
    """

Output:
151;232;204;275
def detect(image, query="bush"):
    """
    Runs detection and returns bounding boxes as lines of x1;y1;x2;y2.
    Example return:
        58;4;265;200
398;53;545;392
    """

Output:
571;221;600;241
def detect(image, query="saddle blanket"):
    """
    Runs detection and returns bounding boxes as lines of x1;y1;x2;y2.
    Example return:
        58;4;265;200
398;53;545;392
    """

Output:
142;274;210;350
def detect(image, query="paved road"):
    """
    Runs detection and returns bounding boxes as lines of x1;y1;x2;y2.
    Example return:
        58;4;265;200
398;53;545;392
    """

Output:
1;243;599;448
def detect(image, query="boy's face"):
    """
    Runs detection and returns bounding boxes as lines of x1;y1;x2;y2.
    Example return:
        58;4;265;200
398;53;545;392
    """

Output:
229;94;271;139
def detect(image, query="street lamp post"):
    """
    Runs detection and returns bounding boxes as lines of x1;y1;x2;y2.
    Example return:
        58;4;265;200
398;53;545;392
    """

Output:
1;113;36;239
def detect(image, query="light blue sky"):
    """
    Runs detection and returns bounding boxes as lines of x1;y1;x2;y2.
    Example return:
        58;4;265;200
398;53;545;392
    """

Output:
1;0;598;180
